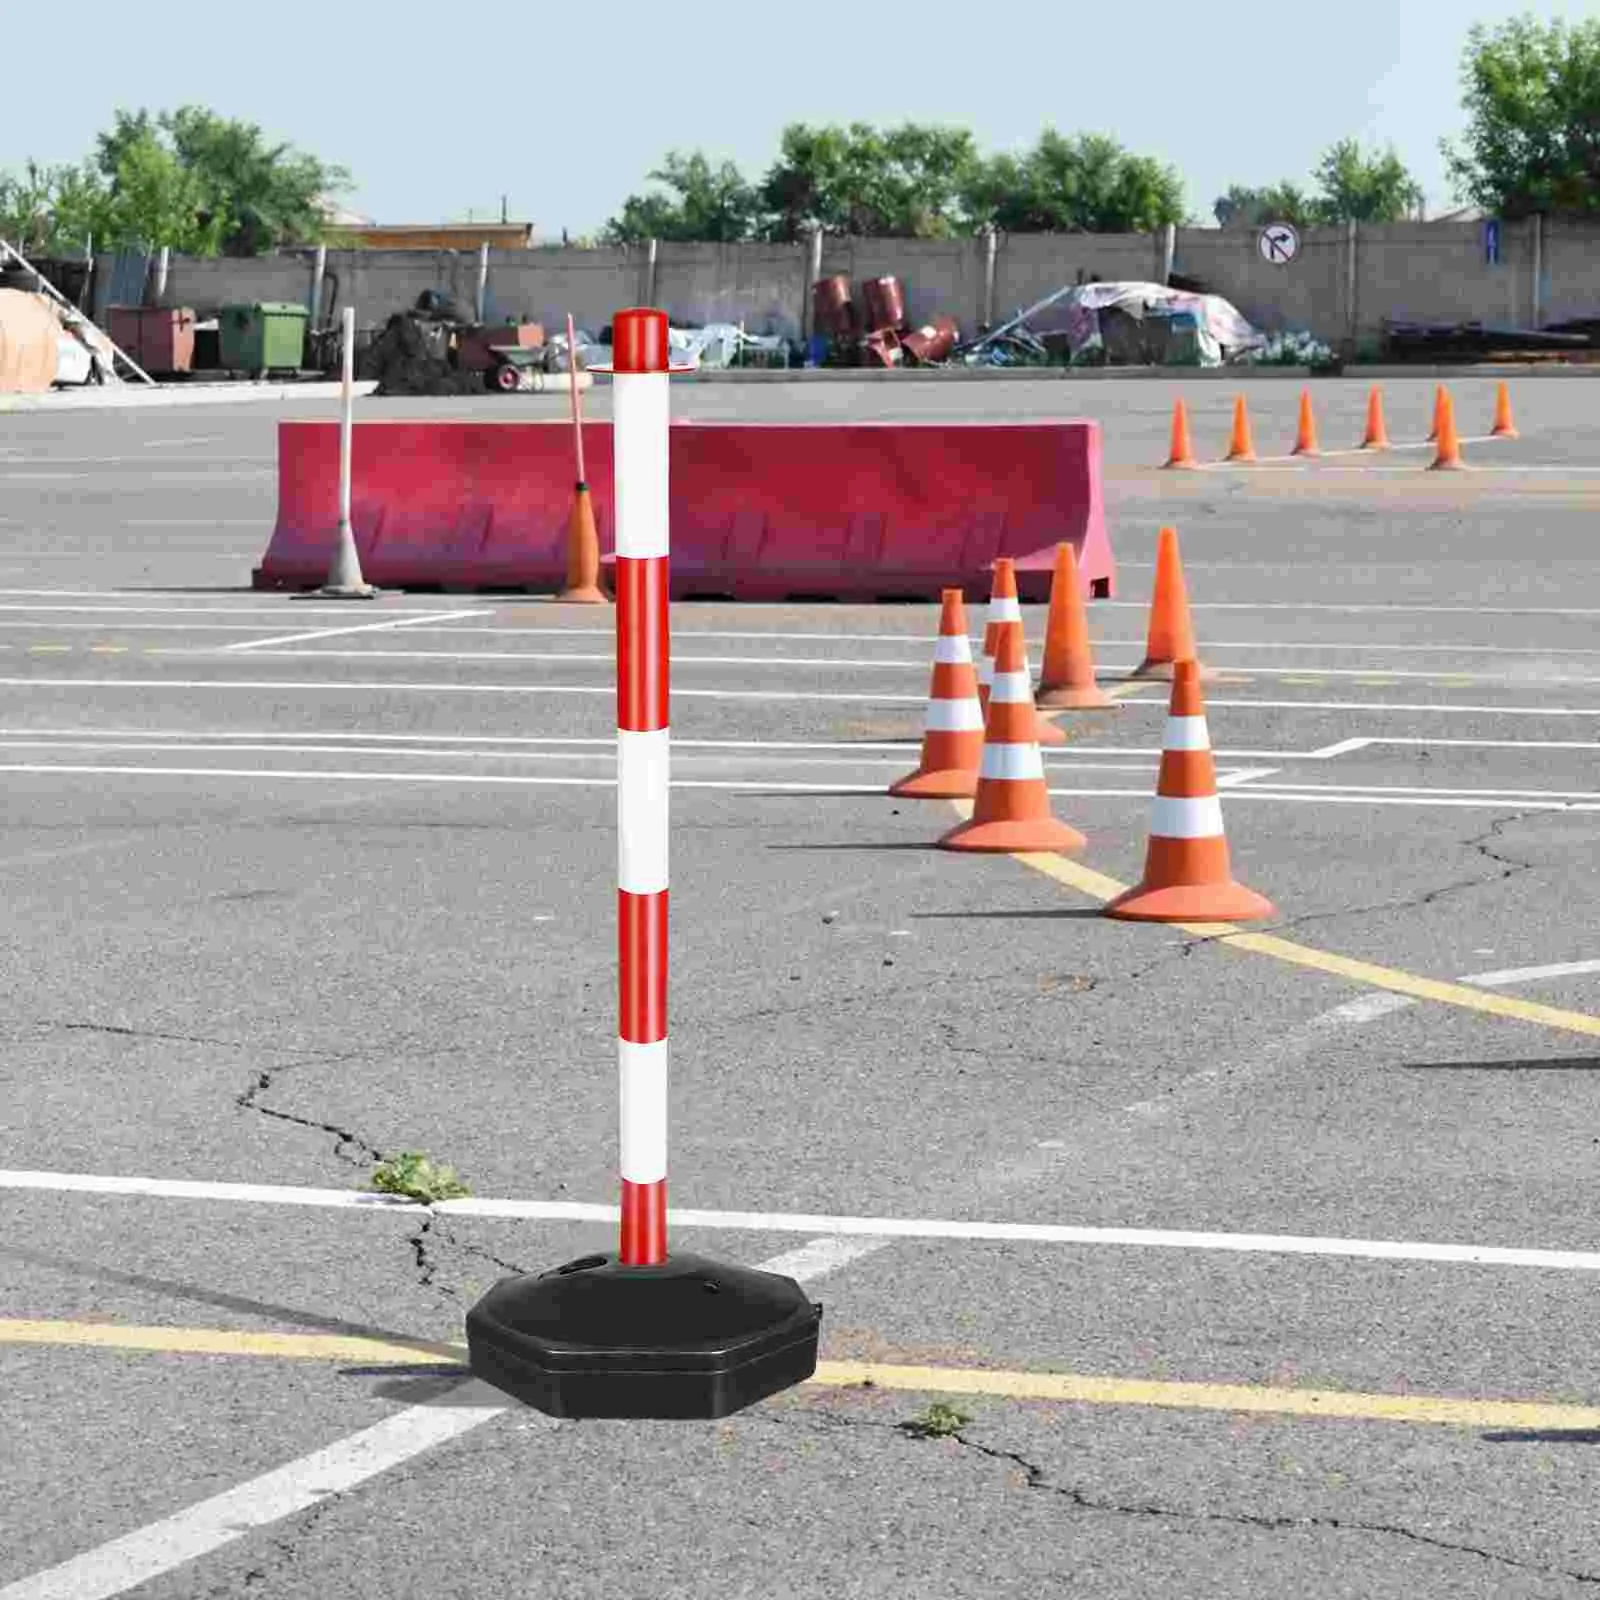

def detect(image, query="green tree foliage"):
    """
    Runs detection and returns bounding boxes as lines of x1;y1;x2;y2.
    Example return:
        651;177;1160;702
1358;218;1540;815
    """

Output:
1313;139;1423;222
602;122;1184;242
604;152;760;243
0;107;350;258
1214;140;1421;227
1445;14;1600;216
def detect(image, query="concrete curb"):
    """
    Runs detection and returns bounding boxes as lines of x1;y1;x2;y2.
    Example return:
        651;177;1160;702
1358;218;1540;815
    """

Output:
623;363;1600;384
0;380;379;414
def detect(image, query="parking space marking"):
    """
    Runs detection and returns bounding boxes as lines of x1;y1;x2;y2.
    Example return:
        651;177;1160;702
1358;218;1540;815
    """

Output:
0;1240;852;1600
9;1168;1600;1271
1009;847;1600;1038
225;610;481;652
6;1320;1600;1434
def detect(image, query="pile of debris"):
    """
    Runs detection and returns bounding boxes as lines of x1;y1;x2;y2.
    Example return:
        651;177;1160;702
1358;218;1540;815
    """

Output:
359;292;495;396
0;286;120;393
959;281;1267;368
811;274;960;368
1381;317;1594;362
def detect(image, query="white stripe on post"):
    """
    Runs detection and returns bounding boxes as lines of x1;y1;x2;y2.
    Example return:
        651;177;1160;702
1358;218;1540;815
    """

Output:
1151;793;1226;839
989;670;1032;703
980;742;1045;781
617;727;669;894
612;376;670;559
926;697;985;733
1163;715;1212;752
977;656;994;687
934;635;973;665
619;1038;669;1183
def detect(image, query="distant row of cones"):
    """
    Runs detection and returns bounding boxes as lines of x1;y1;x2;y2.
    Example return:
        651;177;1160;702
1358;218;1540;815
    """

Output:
1166;381;1517;472
891;532;1270;921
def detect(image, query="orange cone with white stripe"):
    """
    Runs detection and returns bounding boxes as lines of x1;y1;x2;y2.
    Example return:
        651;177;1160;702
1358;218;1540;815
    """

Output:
979;560;1065;744
938;622;1086;855
1105;659;1274;922
890;589;984;798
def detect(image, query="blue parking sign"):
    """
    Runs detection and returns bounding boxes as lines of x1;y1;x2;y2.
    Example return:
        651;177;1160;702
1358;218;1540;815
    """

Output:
1485;218;1501;265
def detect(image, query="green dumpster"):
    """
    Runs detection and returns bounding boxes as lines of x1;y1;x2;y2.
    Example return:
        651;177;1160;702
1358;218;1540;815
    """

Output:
218;302;309;372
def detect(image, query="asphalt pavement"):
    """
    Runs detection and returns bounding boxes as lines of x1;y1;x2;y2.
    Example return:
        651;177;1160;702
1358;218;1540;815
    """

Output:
4;373;1600;1598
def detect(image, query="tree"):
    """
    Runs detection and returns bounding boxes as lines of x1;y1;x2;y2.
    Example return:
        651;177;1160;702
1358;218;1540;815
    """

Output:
603;152;760;243
1313;138;1422;222
1445;14;1600;216
759;122;983;239
1212;182;1315;228
967;131;1186;233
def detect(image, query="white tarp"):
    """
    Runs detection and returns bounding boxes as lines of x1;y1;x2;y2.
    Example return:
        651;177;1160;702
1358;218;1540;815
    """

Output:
1043;282;1264;366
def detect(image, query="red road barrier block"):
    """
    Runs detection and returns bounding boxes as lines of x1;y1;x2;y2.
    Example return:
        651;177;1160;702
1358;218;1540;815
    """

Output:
254;419;1114;603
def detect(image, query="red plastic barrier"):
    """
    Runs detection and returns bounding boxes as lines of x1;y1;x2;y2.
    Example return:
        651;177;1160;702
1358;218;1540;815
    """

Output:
254;419;1114;603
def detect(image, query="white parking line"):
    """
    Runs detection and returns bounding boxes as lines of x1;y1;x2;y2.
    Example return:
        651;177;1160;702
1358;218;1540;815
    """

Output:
0;1237;857;1600
226;611;481;652
6;1167;1600;1272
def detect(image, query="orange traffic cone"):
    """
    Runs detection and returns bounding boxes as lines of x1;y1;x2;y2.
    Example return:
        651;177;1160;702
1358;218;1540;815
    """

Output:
938;622;1086;855
979;560;1065;745
1361;386;1390;450
557;484;607;604
890;589;985;798
1491;381;1518;439
1132;526;1204;681
1225;395;1256;463
1105;659;1275;922
1163;397;1198;469
1291;387;1319;457
1037;542;1114;710
1426;384;1443;443
1429;388;1465;471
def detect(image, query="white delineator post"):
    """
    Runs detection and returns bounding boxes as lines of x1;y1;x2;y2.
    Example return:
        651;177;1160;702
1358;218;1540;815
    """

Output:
612;308;672;1265
298;305;377;600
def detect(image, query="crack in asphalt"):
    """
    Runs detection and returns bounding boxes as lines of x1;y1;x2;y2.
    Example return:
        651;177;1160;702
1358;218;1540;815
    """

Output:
26;1018;344;1056
234;1067;385;1170
777;1408;1600;1587
1240;810;1541;943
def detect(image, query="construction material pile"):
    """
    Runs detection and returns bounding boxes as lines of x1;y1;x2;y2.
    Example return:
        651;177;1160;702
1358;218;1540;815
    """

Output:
811;274;960;368
359;292;486;396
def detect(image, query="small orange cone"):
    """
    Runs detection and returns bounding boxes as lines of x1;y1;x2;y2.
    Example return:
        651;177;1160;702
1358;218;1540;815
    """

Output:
1104;659;1275;922
1429;388;1465;471
1037;543;1114;710
1163;397;1198;469
1491;381;1518;439
1132;526;1203;681
1290;387;1319;457
1225;395;1256;462
978;560;1065;744
890;589;985;799
556;484;607;604
1361;386;1390;450
938;622;1086;855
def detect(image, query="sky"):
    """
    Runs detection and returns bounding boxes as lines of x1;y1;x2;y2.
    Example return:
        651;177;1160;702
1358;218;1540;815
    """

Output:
7;0;1600;235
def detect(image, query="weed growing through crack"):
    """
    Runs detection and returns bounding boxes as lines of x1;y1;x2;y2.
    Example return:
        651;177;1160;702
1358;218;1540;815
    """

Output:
901;1402;972;1439
370;1151;472;1204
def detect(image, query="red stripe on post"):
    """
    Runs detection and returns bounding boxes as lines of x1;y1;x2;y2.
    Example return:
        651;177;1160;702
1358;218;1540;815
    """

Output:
618;888;668;1043
617;555;669;733
620;1179;667;1264
612;309;671;374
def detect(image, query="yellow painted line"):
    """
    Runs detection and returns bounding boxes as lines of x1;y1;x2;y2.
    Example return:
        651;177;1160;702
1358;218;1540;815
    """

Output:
951;797;1600;1037
1013;848;1600;1040
28;645;70;655
0;1318;464;1365
811;1362;1600;1431
1280;675;1325;684
89;644;127;655
1353;677;1398;686
1435;676;1476;687
9;1320;1600;1431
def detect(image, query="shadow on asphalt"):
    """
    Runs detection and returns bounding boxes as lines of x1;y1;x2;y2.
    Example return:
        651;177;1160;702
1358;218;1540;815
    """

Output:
1397;1057;1600;1071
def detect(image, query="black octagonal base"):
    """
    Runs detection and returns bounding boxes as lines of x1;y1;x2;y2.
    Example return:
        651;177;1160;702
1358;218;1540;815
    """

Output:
465;1251;823;1420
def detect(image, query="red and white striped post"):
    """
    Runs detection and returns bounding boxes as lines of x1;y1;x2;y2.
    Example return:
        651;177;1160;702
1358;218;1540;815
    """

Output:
613;308;672;1266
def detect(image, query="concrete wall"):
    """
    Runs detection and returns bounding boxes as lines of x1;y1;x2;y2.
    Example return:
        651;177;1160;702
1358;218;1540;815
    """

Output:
111;219;1600;351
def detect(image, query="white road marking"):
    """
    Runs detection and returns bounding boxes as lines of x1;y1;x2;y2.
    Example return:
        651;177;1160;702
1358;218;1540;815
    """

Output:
226;611;481;652
0;1237;853;1600
0;606;403;617
1462;958;1600;988
1097;601;1600;617
1215;768;1279;787
6;1166;1600;1272
0;678;928;705
1306;737;1374;758
1168;697;1600;718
